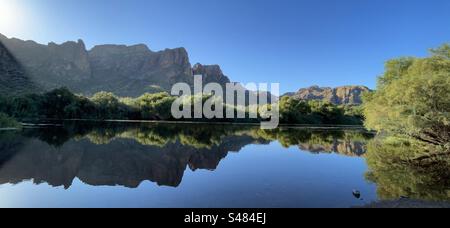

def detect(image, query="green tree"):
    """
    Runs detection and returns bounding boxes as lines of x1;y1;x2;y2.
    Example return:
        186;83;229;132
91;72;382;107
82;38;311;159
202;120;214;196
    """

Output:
0;95;7;113
41;87;76;119
309;100;343;124
91;91;125;119
64;96;97;119
279;96;312;123
9;94;42;118
136;92;175;120
364;44;450;147
0;112;21;128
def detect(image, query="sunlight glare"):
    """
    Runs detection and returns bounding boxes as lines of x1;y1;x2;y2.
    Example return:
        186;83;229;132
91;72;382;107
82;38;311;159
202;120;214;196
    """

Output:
0;1;25;35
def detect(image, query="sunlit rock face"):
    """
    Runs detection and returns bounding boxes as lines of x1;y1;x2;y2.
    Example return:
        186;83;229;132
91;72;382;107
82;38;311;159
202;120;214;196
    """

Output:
284;85;371;105
0;36;91;92
192;63;231;86
88;45;194;96
0;40;37;95
0;34;232;97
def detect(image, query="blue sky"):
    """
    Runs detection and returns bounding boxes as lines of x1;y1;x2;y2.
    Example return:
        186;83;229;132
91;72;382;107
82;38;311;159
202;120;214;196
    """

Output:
2;0;450;93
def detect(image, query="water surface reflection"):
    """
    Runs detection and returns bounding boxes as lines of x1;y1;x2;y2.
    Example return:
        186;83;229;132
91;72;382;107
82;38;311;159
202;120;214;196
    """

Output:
0;122;372;189
0;122;448;207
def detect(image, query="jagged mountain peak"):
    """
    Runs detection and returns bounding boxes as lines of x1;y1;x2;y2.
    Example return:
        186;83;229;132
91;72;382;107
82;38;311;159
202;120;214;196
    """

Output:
0;34;236;97
192;62;230;85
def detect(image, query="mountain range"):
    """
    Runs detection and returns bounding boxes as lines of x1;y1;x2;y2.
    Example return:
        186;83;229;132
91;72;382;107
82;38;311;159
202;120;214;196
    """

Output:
0;33;234;97
283;85;371;105
0;33;368;104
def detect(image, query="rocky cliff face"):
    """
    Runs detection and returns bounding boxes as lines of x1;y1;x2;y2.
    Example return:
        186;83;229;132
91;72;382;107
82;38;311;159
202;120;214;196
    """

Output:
0;34;232;97
192;63;231;86
87;44;194;96
0;39;37;95
0;34;369;101
285;85;371;105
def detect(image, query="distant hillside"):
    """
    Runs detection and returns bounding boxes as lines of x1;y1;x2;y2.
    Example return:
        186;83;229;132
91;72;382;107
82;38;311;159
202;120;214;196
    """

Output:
0;40;37;96
0;34;232;97
1;34;368;104
284;85;371;105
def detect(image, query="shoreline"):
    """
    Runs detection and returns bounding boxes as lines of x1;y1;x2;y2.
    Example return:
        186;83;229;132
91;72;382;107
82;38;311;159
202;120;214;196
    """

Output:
20;119;369;130
0;127;20;131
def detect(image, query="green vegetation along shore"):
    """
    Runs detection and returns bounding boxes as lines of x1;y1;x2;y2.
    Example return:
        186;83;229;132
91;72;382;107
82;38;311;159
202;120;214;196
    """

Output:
0;88;363;126
363;44;450;150
0;112;21;129
0;44;448;155
361;44;450;200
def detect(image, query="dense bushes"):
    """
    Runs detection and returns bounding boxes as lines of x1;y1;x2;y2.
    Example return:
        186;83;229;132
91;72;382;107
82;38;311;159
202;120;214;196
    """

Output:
0;88;178;121
278;96;363;125
131;93;176;120
363;44;450;148
0;87;364;125
0;112;21;128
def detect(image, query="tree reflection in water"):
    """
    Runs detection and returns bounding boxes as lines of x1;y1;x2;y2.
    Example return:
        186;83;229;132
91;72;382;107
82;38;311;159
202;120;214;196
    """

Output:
365;138;450;202
0;121;449;203
0;122;371;188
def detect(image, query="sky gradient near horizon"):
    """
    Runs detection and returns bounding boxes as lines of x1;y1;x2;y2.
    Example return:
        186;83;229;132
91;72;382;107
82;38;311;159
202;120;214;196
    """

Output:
1;0;450;93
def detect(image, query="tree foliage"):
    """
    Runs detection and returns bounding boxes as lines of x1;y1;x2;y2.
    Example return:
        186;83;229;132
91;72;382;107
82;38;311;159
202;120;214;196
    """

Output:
91;91;125;119
279;96;363;125
135;92;175;120
0;112;21;128
1;86;365;125
364;44;450;147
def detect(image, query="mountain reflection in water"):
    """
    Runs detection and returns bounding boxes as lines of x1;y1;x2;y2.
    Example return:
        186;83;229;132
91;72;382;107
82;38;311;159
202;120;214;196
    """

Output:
0;122;373;189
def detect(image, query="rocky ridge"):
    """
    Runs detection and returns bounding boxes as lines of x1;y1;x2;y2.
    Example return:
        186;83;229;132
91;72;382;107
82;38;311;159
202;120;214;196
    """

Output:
0;34;231;97
284;85;371;105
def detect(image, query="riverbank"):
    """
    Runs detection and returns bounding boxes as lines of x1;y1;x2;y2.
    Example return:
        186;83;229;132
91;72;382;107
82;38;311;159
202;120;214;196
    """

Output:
0;128;20;131
19;118;369;130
